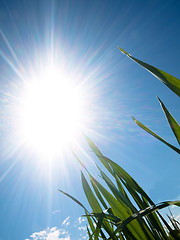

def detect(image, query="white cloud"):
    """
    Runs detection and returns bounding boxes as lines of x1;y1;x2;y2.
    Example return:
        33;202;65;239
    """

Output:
62;216;70;226
78;217;85;224
78;226;86;231
28;227;70;240
27;216;88;240
73;217;86;227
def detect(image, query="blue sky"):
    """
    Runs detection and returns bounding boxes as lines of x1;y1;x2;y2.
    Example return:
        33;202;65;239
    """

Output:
0;0;180;239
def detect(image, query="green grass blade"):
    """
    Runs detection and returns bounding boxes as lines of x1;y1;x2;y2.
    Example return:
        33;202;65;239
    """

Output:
114;200;180;235
125;187;168;239
119;48;180;97
158;97;180;145
82;172;117;239
86;138;155;204
102;157;154;205
72;151;89;172
92;177;150;240
91;173;154;239
90;175;109;210
107;156;175;237
58;189;88;212
94;216;103;240
81;172;102;213
98;167;135;214
132;116;180;154
84;212;121;223
85;210;96;234
85;138;171;238
86;225;93;240
115;175;132;205
86;138;148;201
85;135;114;175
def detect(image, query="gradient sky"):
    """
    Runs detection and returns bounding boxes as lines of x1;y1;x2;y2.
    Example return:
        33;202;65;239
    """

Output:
0;0;180;239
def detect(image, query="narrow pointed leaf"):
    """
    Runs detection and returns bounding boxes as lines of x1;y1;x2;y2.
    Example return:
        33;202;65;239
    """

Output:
119;48;180;97
98;167;135;214
84;213;121;223
87;138;155;204
90;174;109;210
72;151;89;173
86;225;93;240
114;201;180;235
101;157;154;205
115;175;130;200
132;116;180;154
81;172;102;213
92;177;149;240
94;216;103;239
58;189;88;212
158;97;180;145
86;138;151;203
85;135;114;175
85;210;96;234
82;172;117;239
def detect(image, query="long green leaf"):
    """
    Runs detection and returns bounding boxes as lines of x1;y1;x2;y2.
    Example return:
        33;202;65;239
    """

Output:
90;174;109;210
58;189;88;212
81;172;102;213
100;157;154;205
98;167;135;214
103;159;168;239
119;47;180;97
91;176;150;240
86;225;93;240
132;116;180;154
97;154;170;238
85;210;96;235
85;135;114;175
158;97;180;145
94;215;104;240
86;138;155;204
114;200;180;235
82;172;117;239
85;138;172;238
97;167;155;239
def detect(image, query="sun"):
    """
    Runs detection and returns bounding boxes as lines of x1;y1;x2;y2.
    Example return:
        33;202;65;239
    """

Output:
17;64;84;156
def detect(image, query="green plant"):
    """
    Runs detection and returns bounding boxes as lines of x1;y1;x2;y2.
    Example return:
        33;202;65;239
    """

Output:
60;49;180;239
119;48;180;154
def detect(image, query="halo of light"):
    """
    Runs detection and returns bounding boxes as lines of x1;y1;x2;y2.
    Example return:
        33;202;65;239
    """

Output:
14;62;85;156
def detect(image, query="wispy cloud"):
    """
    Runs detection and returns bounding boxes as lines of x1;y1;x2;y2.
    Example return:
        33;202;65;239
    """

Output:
52;209;61;215
62;216;70;226
73;216;85;227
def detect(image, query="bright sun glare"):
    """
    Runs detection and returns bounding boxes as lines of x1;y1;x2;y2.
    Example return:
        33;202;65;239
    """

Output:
17;65;83;155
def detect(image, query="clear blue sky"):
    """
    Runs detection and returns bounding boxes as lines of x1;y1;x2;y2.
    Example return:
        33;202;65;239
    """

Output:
0;0;180;239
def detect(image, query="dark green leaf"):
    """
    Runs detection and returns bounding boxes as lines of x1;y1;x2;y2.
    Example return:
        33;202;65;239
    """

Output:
81;172;102;213
158;97;180;145
85;135;114;175
119;48;180;97
132;116;180;154
91;176;149;240
58;189;88;212
82;172;117;239
114;200;180;235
